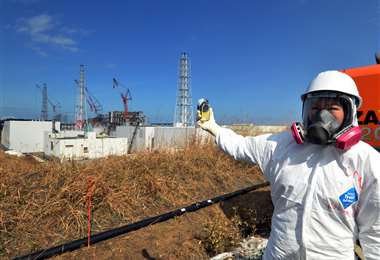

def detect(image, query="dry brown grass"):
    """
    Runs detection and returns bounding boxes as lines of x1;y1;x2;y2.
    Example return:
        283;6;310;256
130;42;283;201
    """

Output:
0;142;268;259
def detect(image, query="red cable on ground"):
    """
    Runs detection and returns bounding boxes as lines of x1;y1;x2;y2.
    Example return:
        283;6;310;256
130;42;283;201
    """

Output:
87;177;94;247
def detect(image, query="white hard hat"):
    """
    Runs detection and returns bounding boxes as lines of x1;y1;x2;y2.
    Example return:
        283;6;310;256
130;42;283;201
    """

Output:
301;70;362;108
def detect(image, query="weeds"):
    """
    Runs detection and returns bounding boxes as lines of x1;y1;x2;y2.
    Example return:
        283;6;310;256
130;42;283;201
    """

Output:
197;206;262;256
197;214;241;255
0;142;268;258
230;207;257;238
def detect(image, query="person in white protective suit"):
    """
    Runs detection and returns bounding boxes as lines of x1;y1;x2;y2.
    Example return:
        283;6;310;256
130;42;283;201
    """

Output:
197;70;380;260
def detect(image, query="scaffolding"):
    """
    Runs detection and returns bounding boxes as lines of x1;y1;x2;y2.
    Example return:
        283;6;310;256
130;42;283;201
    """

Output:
75;65;88;130
40;84;48;121
174;52;194;127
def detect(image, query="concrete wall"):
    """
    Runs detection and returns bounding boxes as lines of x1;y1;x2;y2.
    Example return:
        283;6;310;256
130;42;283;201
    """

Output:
44;131;128;160
114;125;144;152
153;127;196;149
103;124;288;154
1;120;60;153
114;126;199;152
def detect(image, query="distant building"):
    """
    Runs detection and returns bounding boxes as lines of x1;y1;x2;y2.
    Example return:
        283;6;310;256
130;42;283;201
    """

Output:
44;132;128;160
1;120;60;153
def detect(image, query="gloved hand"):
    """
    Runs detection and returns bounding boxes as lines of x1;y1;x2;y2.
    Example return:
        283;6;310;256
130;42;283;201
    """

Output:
196;107;221;137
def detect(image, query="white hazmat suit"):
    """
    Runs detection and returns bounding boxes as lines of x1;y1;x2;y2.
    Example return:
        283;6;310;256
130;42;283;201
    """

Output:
216;128;380;259
198;71;380;259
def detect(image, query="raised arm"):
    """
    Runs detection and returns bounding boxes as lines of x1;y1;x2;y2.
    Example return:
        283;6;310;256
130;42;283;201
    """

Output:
197;105;273;173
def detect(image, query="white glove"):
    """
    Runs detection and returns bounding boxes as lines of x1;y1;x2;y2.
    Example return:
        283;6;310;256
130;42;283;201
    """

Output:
196;107;221;137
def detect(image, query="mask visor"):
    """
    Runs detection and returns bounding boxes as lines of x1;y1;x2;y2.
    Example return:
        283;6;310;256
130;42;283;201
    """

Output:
302;92;352;130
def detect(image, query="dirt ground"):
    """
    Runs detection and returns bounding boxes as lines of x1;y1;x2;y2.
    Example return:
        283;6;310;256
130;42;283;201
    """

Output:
0;143;273;260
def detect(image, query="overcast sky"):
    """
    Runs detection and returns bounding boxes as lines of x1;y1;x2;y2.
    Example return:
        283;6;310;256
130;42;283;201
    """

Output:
0;0;379;124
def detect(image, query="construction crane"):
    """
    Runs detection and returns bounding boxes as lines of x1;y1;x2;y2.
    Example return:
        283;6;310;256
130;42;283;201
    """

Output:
36;83;62;121
112;77;145;150
74;80;103;116
112;78;132;119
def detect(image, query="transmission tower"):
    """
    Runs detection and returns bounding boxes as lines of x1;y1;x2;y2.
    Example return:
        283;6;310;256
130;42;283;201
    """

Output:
75;65;87;130
39;83;48;121
174;52;194;127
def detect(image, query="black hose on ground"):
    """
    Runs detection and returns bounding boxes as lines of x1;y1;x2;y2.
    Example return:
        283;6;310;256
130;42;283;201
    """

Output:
14;181;270;260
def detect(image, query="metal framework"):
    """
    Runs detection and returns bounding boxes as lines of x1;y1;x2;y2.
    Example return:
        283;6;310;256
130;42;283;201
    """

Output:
174;52;194;127
36;83;61;121
74;80;103;116
40;83;48;121
75;65;87;130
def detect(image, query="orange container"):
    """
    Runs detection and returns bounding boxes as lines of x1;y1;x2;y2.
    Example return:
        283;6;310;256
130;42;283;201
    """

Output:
342;64;380;149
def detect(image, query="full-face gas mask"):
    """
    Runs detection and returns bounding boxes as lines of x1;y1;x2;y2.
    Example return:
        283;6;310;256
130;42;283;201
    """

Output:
291;92;362;150
306;108;340;144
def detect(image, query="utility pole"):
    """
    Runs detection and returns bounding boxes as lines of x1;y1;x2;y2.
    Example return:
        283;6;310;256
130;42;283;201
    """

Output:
174;52;194;127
